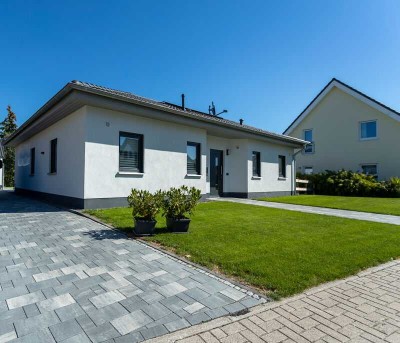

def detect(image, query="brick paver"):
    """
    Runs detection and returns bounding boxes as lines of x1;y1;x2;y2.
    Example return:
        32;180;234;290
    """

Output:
0;192;263;342
149;260;400;342
209;198;400;225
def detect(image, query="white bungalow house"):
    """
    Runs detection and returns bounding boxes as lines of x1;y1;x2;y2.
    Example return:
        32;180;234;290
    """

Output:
4;81;306;208
284;78;400;180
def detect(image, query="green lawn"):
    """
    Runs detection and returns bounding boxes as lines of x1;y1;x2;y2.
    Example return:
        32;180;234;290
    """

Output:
259;195;400;216
85;202;400;299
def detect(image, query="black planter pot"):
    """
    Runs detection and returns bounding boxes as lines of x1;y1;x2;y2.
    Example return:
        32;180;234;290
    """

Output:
166;217;191;233
134;219;156;236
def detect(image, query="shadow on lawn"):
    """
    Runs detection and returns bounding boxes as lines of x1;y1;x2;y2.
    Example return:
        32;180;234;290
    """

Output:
82;226;171;241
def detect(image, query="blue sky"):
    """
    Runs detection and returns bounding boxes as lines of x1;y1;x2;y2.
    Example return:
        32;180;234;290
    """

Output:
1;0;400;133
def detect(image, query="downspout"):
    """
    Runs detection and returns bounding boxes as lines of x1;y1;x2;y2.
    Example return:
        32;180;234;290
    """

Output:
291;147;304;195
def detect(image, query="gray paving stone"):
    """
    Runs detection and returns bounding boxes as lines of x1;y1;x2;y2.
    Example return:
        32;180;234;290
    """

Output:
111;310;153;335
86;322;121;343
6;290;45;309
14;311;60;337
140;324;168;340
55;303;85;321
49;318;83;342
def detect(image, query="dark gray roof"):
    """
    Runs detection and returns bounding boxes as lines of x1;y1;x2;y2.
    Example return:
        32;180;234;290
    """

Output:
5;80;307;146
71;81;306;145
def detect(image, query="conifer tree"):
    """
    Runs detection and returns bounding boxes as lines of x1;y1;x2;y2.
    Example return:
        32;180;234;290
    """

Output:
0;106;18;187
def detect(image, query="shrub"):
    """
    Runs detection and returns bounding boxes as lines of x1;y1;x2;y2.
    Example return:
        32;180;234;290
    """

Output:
303;169;396;197
384;177;400;198
127;189;163;221
161;186;202;219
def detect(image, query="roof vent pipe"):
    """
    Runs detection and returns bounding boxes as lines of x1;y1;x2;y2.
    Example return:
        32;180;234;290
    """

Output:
239;119;244;125
181;94;185;110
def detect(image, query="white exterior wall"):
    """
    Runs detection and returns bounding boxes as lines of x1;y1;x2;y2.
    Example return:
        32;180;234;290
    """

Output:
289;88;400;180
84;106;207;199
247;139;293;194
14;107;86;198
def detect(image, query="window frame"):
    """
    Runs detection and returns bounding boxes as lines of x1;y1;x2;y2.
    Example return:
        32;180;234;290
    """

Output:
278;155;286;178
359;120;377;140
252;151;261;177
30;147;35;176
303;129;314;154
119;131;144;173
49;139;57;174
304;166;313;175
186;141;201;175
360;163;378;178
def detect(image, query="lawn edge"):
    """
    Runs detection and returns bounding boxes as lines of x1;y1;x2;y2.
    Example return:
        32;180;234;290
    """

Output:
257;197;400;216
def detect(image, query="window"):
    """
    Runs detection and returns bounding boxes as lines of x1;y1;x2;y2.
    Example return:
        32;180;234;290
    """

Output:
252;151;261;177
119;132;144;173
361;164;377;178
30;148;35;175
304;166;313;175
278;155;286;178
360;120;377;139
50;139;57;174
304;129;314;153
187;142;201;175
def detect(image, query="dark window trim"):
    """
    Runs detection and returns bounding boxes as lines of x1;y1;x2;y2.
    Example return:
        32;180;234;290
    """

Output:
119;131;144;173
278;155;286;178
49;139;57;174
187;141;201;175
252;151;261;177
30;147;35;176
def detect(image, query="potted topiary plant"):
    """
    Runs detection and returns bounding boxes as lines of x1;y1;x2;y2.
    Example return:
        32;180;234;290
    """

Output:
127;189;163;236
161;186;201;233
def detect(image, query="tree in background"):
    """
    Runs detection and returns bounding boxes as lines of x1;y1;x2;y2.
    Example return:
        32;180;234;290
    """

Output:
0;106;18;187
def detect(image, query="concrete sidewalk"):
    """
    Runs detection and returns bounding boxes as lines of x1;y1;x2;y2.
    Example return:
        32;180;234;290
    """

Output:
149;259;400;342
208;198;400;226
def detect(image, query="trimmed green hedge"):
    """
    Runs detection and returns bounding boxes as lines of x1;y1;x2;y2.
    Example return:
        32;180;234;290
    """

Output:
298;170;400;197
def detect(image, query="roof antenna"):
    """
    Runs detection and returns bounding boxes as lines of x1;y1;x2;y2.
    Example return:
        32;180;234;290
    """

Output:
208;101;227;116
239;119;244;125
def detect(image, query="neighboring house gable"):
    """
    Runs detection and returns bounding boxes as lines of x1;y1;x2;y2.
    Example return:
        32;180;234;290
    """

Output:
285;79;400;180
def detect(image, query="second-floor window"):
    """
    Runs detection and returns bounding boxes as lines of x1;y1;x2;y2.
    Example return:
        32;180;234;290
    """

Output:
360;120;377;140
304;129;314;153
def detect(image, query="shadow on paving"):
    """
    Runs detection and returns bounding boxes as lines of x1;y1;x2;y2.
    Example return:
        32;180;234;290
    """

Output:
0;190;64;214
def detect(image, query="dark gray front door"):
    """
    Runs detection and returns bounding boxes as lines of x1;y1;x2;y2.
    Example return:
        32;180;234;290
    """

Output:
210;149;223;196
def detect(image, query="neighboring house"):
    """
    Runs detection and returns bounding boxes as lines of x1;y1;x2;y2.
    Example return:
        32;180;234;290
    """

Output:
284;78;400;180
4;81;306;209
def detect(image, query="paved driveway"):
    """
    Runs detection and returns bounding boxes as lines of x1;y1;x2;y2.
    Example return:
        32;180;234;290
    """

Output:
0;192;263;343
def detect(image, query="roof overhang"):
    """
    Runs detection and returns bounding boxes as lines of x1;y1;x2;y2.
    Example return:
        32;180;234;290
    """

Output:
5;82;307;148
284;78;400;135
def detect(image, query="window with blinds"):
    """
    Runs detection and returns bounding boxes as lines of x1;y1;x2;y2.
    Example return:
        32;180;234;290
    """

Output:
187;142;200;175
50;139;57;174
119;132;143;172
